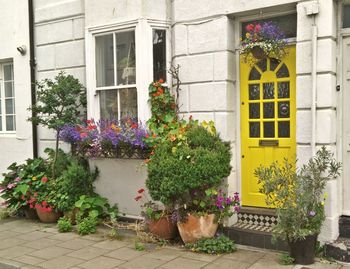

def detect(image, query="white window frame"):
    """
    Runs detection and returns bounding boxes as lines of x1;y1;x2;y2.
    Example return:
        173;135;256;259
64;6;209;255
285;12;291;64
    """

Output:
86;19;171;124
0;62;16;134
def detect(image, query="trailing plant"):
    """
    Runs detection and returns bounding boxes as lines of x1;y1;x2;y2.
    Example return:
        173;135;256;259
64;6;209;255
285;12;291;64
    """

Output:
57;217;73;232
134;188;168;221
77;216;97;235
255;147;341;242
240;22;287;64
28;72;86;178
279;253;295;265
185;235;236;254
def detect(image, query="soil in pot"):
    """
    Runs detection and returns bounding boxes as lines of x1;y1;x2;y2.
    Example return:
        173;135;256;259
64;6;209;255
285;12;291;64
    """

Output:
289;234;318;265
177;213;218;244
36;208;61;223
148;216;177;240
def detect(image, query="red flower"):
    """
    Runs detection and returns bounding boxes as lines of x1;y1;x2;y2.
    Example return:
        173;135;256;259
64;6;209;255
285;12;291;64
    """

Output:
42;201;47;206
134;195;142;201
158;78;164;84
87;125;97;130
255;24;262;32
86;120;92;124
131;123;138;129
34;192;38;197
189;115;193;120
41;177;48;183
80;132;88;138
246;23;254;32
145;134;150;138
138;188;145;194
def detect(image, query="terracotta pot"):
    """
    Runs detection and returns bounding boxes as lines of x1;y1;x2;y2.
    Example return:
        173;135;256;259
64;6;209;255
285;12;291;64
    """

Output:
289;234;318;265
36;208;61;223
177;213;218;244
64;208;79;224
251;46;266;60
24;208;38;219
148;216;177;240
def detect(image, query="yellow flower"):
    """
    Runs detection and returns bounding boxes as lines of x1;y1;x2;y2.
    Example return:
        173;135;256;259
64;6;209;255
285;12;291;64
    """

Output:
32;176;37;181
324;192;328;199
246;32;251;38
321;201;325;206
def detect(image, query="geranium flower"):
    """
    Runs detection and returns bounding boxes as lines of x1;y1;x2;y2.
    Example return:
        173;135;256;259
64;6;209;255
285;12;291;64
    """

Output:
14;177;21;182
138;188;145;194
7;183;16;189
41;177;48;183
134;195;142;201
246;24;254;32
158;78;164;84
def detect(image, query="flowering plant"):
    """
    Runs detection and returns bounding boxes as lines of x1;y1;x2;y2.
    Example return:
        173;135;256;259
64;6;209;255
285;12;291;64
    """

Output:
135;188;169;221
59;119;150;158
240;22;287;64
255;147;341;242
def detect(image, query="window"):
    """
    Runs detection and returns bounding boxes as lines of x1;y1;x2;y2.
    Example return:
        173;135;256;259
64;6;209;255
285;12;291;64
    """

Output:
0;63;15;132
153;29;167;82
344;5;350;28
95;30;137;120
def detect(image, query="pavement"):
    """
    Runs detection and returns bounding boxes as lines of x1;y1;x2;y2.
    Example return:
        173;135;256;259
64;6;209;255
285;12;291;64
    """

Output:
0;218;349;269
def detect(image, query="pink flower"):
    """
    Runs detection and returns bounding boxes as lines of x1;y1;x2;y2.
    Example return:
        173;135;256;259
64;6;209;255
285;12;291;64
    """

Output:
0;186;5;193
41;177;48;183
7;183;16;189
14;177;21;182
255;24;262;32
246;24;254;32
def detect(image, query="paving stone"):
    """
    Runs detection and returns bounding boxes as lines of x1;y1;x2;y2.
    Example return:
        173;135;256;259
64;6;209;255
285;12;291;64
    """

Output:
223;249;265;264
17;231;51;241
0;231;22;240
81;233;105;242
15;254;46;265
23;238;62;250
160;257;208;269
0;246;35;259
294;263;342;269
29;246;72;259
92;240;128;250
142;247;183;261
203;258;251;269
119;256;166;269
78;256;125;269
0;238;26;250
48;232;80;241
67;246;109;260
0;258;26;268
181;251;221;262
248;256;293;269
104;247;145;261
38;255;84;269
57;238;95;250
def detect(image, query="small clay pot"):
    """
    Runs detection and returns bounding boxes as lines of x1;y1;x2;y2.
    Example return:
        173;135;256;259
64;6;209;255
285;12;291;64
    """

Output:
24;208;38;220
177;213;218;244
148;216;177;240
36;208;61;223
251;46;266;60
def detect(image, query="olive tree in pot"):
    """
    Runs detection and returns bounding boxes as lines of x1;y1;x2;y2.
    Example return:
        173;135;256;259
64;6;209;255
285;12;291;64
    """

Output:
146;124;239;243
255;147;341;265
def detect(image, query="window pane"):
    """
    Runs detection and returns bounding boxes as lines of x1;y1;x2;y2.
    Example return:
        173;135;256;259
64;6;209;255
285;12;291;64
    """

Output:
263;122;275;138
278;121;290;138
120;88;137;120
6;115;15;131
278;82;290;98
153;29;166;82
249;122;260;138
4;64;13;81
100;90;118;120
0;116;2;131
278;101;290;118
249;84;260;100
116;31;136;85
344;5;350;28
249;67;261;80
263;102;274;118
4;82;13;97
263;83;274;99
276;64;289;78
249;103;260;119
96;34;114;87
5;99;14;114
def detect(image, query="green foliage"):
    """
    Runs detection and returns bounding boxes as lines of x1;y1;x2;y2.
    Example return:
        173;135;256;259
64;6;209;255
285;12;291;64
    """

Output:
75;195;118;221
185;236;236;254
279;253;295;265
0;208;12;220
134;240;145;251
77;216;97;235
255;147;341;241
315;241;325;257
146;126;231;206
57;217;72;233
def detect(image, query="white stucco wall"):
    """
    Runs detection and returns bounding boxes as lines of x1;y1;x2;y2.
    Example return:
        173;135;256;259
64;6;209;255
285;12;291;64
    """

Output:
0;0;33;175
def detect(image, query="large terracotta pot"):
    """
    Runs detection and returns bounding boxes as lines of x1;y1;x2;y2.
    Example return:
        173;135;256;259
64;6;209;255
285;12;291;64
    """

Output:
148;215;177;240
288;234;318;265
177;213;218;244
36;208;61;223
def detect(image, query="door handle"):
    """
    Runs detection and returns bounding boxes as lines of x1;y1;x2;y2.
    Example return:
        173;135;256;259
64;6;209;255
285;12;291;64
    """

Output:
259;140;279;146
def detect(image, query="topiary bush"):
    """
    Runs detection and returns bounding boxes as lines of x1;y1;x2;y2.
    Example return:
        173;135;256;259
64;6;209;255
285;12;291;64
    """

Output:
146;126;231;206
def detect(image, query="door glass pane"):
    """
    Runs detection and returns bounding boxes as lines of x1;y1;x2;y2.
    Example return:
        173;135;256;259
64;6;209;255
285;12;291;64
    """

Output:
119;88;138;120
278;101;290;118
153;29;166;82
263;122;274;138
5;99;14;114
249;84;260;100
6;115;14;131
263;83;274;99
343;5;350;28
278;82;290;98
0;116;2;131
96;34;114;87
249;67;261;80
249;103;260;119
116;31;136;85
4;64;13;81
278;121;290;138
100;90;118;120
249;122;260;138
263;102;274;118
4;82;13;97
257;58;267;72
276;64;289;78
270;58;280;71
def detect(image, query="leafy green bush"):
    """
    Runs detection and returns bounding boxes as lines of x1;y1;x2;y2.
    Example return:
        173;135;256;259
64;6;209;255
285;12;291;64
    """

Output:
185;235;236;254
279;253;295;265
57;217;72;233
146;126;231;206
77;216;97;235
75;195;118;220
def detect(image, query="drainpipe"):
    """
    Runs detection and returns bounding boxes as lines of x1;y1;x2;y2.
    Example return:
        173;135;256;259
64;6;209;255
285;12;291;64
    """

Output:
28;0;38;158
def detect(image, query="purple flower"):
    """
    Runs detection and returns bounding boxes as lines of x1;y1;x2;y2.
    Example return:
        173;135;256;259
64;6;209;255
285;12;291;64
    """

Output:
309;211;316;217
7;183;16;189
14;177;21;182
234;205;241;212
225;197;232;205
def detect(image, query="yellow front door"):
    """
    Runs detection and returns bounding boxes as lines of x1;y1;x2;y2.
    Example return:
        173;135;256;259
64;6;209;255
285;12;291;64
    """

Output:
240;46;296;207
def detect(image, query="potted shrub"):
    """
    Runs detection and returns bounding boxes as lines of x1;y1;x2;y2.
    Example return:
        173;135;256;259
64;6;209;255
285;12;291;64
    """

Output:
255;147;341;265
240;22;287;64
146;124;236;243
135;188;176;240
